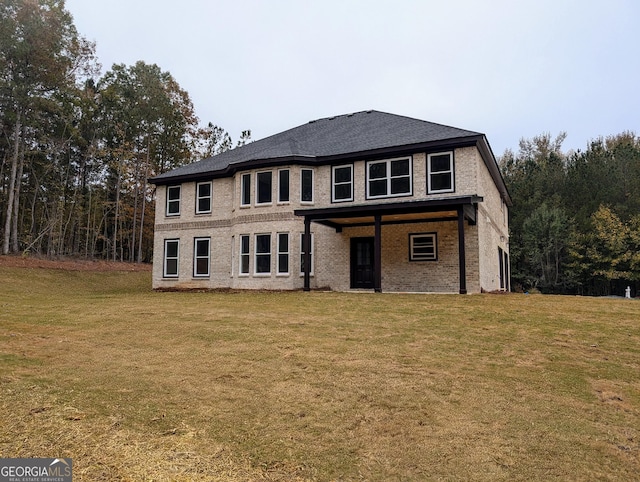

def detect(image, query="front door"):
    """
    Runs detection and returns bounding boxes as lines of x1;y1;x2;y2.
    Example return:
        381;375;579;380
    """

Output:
351;237;375;289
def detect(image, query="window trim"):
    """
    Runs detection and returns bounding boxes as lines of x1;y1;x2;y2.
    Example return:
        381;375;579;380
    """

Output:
193;237;211;278
300;168;314;204
299;232;314;276
239;234;250;276
278;169;290;204
166;185;181;216
409;232;438;262
332;164;354;203
366;156;413;199
163;239;180;278
277;232;290;276
254;233;272;276
195;181;212;214
427;151;455;194
256;170;273;205
240;173;251;207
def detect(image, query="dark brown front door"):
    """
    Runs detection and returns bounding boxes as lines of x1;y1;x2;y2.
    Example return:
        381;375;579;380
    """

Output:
351;237;375;289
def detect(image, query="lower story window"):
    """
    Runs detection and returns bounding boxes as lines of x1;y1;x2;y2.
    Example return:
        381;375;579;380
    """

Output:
300;233;314;276
193;237;210;277
164;239;179;277
409;233;437;261
239;235;250;275
255;234;271;274
277;233;289;275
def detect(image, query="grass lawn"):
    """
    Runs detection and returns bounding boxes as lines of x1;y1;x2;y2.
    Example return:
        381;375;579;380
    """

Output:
0;264;639;481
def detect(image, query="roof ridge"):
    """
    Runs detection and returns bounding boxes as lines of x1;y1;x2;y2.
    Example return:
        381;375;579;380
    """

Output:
308;110;376;124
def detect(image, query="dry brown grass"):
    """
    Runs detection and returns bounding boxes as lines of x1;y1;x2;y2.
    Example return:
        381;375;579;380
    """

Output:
0;263;639;480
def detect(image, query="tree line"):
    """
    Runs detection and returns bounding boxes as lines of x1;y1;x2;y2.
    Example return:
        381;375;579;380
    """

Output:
2;2;638;295
0;0;248;262
500;132;640;296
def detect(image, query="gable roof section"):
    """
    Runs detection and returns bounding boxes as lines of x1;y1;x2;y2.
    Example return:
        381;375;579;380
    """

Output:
150;110;511;204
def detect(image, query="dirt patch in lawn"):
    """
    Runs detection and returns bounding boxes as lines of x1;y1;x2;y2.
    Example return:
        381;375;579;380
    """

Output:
0;254;151;272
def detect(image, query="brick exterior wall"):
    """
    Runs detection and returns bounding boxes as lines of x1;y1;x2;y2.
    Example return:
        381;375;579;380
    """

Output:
152;146;508;293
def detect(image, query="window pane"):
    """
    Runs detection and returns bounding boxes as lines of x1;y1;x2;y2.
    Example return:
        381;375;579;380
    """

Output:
369;179;387;197
256;234;270;253
431;172;452;192
391;159;409;176
278;233;288;252
241;235;249;253
411;234;437;260
240;255;249;274
241;174;251;205
369;162;386;179
256;255;270;273
430;154;451;173
278;254;289;273
257;172;272;204
198;198;210;213
391;177;410;195
279;170;289;202
334;184;352;200
196;258;209;275
334;166;351;183
166;259;178;275
166;241;178;258
196;239;209;257
168;186;180;200
301;170;313;202
198;183;211;198
167;200;180;214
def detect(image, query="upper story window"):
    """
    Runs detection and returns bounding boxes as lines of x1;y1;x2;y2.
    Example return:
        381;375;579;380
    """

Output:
301;168;314;203
278;169;290;203
241;173;251;207
196;182;212;214
427;152;455;194
256;171;273;205
332;165;353;202
366;157;412;199
166;185;181;216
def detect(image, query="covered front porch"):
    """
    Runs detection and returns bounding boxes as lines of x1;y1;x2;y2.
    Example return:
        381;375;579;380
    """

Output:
295;195;482;294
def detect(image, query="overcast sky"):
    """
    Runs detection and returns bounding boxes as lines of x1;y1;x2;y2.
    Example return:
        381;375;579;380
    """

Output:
64;0;639;157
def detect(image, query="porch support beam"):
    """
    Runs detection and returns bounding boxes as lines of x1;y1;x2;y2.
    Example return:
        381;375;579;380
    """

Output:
457;206;467;294
374;214;382;293
303;216;311;291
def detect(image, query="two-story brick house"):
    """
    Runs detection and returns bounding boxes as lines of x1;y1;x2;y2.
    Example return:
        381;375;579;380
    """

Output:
149;110;511;293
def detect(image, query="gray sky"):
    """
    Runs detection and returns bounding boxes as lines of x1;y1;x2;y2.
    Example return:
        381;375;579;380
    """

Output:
65;0;639;157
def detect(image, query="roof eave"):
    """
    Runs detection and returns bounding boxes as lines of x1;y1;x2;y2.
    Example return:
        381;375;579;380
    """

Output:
475;135;513;206
149;135;484;186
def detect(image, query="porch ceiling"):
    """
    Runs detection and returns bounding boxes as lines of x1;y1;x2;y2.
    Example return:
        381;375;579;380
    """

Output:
294;195;482;229
317;210;459;227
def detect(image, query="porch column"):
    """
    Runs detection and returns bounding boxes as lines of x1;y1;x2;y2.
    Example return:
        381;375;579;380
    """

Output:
374;214;382;293
303;216;311;292
457;207;467;294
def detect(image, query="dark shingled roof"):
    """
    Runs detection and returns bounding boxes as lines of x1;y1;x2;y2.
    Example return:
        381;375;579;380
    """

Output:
150;110;486;184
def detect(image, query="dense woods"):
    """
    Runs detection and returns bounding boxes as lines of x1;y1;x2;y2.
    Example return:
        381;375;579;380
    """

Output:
501;132;640;296
0;0;246;262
